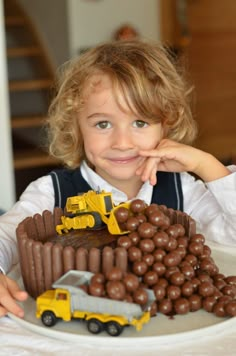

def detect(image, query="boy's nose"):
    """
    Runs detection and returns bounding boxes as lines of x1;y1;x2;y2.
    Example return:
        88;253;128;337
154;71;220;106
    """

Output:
111;128;134;150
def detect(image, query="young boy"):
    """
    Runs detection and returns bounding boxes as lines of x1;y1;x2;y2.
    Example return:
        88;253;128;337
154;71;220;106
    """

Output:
0;39;235;319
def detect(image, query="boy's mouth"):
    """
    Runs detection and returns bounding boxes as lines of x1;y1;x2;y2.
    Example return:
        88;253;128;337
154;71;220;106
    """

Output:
108;155;140;164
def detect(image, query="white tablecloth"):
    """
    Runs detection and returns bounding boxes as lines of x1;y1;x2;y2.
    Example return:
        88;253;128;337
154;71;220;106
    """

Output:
0;242;235;356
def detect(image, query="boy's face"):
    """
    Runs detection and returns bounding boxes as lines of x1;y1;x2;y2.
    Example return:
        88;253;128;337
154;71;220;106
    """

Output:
78;74;164;194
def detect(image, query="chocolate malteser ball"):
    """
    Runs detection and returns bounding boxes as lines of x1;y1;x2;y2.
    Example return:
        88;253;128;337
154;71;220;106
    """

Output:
225;301;236;316
175;224;185;237
91;273;105;285
106;280;126;300
132;260;148;276
106;267;123;281
135;214;147;224
202;296;217;312
165;266;180;280
188;241;204;256
198;281;215;297
150;301;158;316
218;295;233;304
197;273;213;283
143;270;158;286
130;199;146;213
114;207;129;223
221;285;236;297
163;251;182;267
166;285;181;300
123;294;133;303
181;281;194;297
214;279;227;291
213;302;226;317
191;278;201;291
145;204;160;216
139;238;155;253
133;288;148;305
224;276;236;286
123;273;139;292
165;225;180;239
184;254;198;267
189;294;202;312
89;282;105;297
157;278;169;289
200;245;212;259
214;273;226;282
153;284;166;301
177;236;189;248
128;246;142;262
165;237;178;251
126;217;140;231
175;247;187;259
174;298;190;314
190;234;205;244
170;272;185;286
117;236;132;249
159;299;173;315
153;231;169;248
162;216;171;230
148;210;166;227
142;253;155;266
200;258;218;276
153;249;166;262
181;264;195;280
152;261;166;276
138;222;156;239
128;231;140;245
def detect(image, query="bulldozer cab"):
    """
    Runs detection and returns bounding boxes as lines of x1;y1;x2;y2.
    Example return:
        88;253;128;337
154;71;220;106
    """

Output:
86;190;114;215
65;196;87;213
65;190;114;215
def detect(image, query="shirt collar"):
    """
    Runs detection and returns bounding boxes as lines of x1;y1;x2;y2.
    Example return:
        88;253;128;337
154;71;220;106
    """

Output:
80;160;153;205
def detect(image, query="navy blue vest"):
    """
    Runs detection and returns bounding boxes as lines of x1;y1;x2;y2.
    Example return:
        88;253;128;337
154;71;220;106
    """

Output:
50;168;183;211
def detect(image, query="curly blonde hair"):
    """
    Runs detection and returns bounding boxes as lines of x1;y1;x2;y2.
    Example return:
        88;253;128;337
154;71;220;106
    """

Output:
47;39;197;168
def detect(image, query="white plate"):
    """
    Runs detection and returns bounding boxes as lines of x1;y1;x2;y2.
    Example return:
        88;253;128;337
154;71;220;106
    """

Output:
8;244;236;348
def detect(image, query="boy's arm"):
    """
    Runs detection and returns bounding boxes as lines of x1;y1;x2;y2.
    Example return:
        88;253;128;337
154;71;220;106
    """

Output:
137;139;230;185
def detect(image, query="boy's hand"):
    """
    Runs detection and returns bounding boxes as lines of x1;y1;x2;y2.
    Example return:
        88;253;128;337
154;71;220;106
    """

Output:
136;139;230;185
0;274;28;318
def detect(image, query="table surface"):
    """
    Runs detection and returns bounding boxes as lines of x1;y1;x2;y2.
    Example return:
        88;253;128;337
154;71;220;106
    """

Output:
0;241;235;356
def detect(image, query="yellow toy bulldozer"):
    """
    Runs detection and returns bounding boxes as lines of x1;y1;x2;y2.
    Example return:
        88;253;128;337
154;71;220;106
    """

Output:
56;190;131;235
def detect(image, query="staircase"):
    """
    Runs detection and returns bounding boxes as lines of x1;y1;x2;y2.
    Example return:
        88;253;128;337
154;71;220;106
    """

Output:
4;0;60;198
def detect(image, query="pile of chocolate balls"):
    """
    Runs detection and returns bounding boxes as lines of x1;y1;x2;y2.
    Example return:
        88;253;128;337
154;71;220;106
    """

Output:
87;200;236;318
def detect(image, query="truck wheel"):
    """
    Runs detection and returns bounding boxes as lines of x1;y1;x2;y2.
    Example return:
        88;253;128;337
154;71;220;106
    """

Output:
41;311;57;327
87;318;104;334
106;321;124;336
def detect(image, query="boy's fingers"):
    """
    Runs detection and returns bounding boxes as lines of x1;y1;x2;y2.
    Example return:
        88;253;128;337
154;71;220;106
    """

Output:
0;306;7;318
0;276;28;318
140;157;160;183
0;293;25;318
6;278;27;299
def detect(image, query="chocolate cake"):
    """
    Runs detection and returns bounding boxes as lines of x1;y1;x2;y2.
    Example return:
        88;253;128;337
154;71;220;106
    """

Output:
16;200;236;318
16;202;195;299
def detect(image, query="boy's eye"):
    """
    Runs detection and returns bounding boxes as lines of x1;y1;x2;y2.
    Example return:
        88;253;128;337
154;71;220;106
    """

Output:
95;121;111;129
133;120;148;128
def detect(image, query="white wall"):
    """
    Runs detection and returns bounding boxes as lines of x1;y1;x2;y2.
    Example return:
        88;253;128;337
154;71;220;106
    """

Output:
0;0;16;210
68;0;160;56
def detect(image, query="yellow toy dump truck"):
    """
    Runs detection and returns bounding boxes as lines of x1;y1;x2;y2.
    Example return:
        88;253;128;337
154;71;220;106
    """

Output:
36;270;155;337
56;190;131;235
